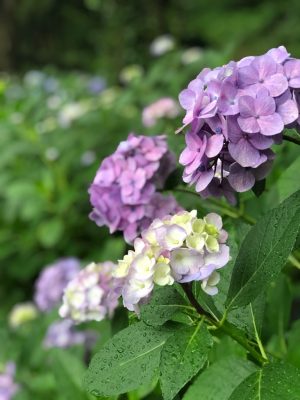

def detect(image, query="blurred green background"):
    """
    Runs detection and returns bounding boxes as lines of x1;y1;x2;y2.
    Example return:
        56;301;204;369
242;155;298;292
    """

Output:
1;1;300;398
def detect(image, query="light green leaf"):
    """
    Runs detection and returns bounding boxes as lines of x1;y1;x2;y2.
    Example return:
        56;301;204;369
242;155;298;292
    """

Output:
37;218;64;248
50;349;90;400
183;357;257;400
140;285;192;326
273;156;300;202
229;362;300;400
84;322;171;397
226;190;300;308
160;320;213;400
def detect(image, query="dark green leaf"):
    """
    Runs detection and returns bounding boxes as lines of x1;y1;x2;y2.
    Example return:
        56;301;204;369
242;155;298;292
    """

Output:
183;357;257;400
226;190;300;308
140;285;192;327
252;179;266;197
84;322;171;397
160;321;213;400
229;362;300;400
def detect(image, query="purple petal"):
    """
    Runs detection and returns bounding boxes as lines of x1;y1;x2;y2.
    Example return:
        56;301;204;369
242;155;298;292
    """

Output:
258;113;284;136
179;89;195;110
205;245;230;268
237;116;260;133
267;46;290;64
179;147;197;166
238;65;258;87
185;131;202;148
227;117;242;143
277;99;299;124
255;93;275;116
264;73;288;97
195;170;214;192
252;55;277;79
228;163;255;192
252;156;274;180
238;96;255;117
248;133;273;150
205;135;224;158
228;138;261;168
289;77;300;88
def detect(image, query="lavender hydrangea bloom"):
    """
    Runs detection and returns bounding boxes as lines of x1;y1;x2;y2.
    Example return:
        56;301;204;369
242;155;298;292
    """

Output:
59;262;122;323
34;258;80;312
44;320;97;349
0;362;19;400
178;46;299;199
89;134;182;243
114;210;230;313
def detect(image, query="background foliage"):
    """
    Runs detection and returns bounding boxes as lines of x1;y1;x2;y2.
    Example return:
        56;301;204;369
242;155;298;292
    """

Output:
0;1;300;399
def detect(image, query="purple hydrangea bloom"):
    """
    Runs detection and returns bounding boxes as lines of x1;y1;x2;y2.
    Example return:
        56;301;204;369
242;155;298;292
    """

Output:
178;46;299;199
89;134;182;243
0;362;19;400
44;319;97;349
34;258;80;312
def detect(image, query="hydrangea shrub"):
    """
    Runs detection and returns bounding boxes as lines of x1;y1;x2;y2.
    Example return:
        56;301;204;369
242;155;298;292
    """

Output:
79;46;300;400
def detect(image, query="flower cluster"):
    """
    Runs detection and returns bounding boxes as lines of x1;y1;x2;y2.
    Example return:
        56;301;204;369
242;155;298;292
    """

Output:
89;134;182;242
142;97;179;127
0;362;19;400
44;320;97;349
59;262;121;323
178;46;299;200
9;303;38;328
113;210;230;313
34;258;80;312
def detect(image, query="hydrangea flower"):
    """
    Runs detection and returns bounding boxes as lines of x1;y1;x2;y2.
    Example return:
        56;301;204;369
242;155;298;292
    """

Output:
59;262;121;323
34;258;80;312
9;303;38;329
89;134;182;243
178;46;300;200
0;362;19;400
142;97;179;127
44;320;97;349
113;210;230;313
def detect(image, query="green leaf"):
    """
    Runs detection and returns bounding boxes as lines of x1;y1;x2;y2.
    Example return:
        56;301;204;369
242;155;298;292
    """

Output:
50;349;90;400
286;320;300;369
228;362;300;400
160;320;213;400
263;274;292;340
183;357;257;400
252;179;266;197
274;156;300;202
84;322;171;397
37;218;64;248
140;285;192;326
226;190;300;308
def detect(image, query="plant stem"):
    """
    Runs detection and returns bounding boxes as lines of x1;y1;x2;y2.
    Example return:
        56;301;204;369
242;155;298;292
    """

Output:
181;283;268;366
283;134;300;146
172;187;255;225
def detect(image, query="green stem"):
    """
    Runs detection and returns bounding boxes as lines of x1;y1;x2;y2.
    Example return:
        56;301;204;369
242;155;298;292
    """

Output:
283;134;300;146
250;303;268;360
181;284;268;366
172;187;256;225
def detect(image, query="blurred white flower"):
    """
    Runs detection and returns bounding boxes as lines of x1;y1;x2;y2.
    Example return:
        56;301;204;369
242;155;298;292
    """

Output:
181;47;204;65
45;147;59;161
150;34;175;56
80;150;96;166
58;102;88;128
35;117;57;134
9;302;38;328
24;70;45;86
47;95;62;110
119;65;144;84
